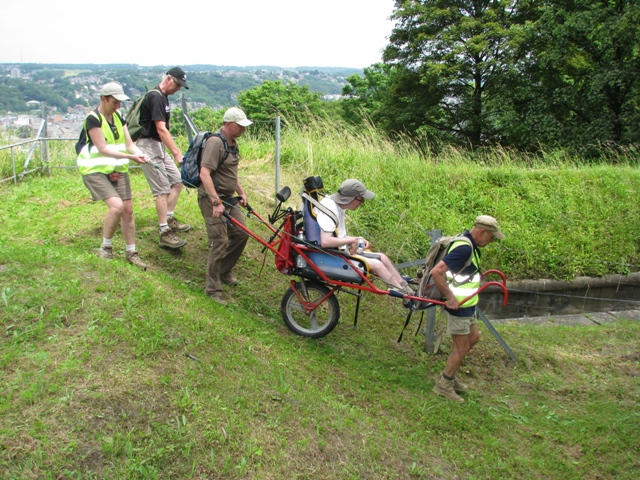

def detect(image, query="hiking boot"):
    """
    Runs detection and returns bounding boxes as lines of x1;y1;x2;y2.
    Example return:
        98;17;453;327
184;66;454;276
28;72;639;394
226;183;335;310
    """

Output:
433;374;464;403
221;273;239;286
168;216;191;232
126;251;147;271
208;293;227;306
159;229;186;249
390;285;413;295
452;377;469;392
97;245;114;260
399;285;415;306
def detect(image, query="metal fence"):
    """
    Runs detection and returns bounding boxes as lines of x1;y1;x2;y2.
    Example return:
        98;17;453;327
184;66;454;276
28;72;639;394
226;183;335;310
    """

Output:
2;99;283;193
0;103;54;184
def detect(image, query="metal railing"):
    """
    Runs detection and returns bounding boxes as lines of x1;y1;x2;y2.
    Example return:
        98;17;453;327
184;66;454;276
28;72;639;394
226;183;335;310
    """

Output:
2;98;284;192
0;103;51;184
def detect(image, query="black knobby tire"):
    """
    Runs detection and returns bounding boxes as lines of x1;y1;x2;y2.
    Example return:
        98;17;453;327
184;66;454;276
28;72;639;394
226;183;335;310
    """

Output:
280;281;340;338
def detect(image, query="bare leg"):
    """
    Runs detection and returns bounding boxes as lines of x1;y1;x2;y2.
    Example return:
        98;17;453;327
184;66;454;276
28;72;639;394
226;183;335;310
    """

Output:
367;253;406;288
444;323;480;377
155;193;168;225
103;196;124;240
379;253;407;286
166;183;183;213
120;199;136;245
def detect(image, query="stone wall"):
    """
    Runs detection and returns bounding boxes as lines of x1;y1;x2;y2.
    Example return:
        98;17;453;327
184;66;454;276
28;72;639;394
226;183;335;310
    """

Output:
479;272;640;319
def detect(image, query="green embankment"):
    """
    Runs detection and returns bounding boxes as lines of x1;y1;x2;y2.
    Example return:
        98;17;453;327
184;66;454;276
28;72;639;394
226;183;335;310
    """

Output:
242;123;640;281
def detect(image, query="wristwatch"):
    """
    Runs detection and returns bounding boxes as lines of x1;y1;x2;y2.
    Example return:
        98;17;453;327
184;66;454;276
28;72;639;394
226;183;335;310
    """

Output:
212;199;220;207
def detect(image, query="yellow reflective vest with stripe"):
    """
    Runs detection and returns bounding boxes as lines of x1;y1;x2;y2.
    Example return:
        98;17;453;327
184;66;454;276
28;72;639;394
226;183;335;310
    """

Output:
76;110;129;175
445;239;481;307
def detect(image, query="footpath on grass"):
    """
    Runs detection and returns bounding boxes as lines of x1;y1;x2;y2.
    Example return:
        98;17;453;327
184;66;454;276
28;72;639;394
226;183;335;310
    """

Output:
492;309;640;326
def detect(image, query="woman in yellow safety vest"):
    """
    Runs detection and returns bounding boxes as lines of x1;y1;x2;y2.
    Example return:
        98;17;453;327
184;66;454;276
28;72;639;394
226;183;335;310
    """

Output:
77;82;149;270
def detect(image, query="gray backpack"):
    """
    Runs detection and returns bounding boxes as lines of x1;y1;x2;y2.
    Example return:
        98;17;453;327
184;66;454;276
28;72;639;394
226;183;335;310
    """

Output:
416;235;474;301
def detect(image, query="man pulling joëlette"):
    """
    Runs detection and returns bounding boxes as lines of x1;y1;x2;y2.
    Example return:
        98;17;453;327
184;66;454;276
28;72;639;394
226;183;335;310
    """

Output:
197;107;253;305
431;215;505;402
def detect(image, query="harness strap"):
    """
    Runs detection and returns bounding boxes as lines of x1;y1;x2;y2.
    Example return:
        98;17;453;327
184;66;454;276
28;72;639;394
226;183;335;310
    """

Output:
300;192;338;228
398;309;414;342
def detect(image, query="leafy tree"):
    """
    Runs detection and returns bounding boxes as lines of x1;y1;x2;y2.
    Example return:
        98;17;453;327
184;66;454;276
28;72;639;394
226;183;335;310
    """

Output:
0;77;67;112
341;63;394;126
377;0;640;152
170;106;225;136
169;108;185;137
237;80;325;128
383;0;529;147
169;107;226;136
518;0;640;150
191;106;224;131
185;72;261;108
0;79;27;112
297;74;343;95
30;70;64;82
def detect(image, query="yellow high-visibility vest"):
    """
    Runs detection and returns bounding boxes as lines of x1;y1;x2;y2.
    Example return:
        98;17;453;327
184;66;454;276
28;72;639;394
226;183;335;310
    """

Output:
445;239;481;307
77;111;128;175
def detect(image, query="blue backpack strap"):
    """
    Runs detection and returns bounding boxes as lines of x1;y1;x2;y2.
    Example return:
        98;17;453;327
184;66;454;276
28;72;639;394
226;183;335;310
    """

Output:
210;131;239;166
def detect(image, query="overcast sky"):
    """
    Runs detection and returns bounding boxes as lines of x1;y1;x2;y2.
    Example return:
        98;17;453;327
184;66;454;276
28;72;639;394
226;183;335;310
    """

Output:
1;0;397;68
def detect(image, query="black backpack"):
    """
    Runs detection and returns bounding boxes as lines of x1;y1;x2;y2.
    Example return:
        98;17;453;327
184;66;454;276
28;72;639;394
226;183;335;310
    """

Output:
75;110;100;154
181;131;238;188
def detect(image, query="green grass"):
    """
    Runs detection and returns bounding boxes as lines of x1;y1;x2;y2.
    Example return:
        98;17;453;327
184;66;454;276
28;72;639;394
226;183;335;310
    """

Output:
1;163;639;479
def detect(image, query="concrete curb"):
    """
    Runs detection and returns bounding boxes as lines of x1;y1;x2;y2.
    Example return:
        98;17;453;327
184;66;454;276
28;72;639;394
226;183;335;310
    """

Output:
491;309;640;326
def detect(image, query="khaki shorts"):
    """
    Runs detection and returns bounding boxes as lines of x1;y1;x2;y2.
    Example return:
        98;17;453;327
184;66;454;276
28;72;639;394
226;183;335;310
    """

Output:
444;309;477;335
82;172;131;202
137;138;182;196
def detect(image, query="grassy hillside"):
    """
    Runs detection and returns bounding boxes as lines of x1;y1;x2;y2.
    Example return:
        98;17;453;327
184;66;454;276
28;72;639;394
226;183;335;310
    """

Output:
1;157;639;478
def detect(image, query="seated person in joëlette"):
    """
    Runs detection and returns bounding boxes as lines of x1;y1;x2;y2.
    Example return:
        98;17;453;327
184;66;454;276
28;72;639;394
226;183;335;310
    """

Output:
313;179;414;297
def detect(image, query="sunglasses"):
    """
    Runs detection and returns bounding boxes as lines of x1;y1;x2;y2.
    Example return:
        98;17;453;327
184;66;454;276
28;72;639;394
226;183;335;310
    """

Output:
109;123;120;140
354;196;365;203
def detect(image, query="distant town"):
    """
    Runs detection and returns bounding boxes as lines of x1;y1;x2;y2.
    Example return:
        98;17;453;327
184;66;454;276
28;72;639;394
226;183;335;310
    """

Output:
0;63;362;140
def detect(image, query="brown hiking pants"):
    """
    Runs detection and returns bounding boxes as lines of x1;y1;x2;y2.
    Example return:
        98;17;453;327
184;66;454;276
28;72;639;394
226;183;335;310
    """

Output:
198;196;249;296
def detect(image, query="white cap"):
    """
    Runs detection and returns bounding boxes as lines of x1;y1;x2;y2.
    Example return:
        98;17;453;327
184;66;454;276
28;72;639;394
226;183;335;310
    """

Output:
223;107;253;127
475;215;505;240
100;82;129;101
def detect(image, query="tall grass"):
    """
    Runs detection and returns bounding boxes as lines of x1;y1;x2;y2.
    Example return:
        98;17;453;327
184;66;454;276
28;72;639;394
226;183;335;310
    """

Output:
2;120;639;280
238;118;640;280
